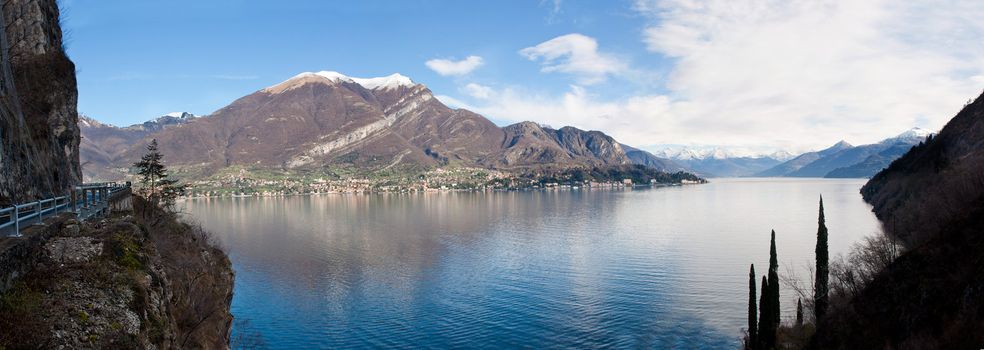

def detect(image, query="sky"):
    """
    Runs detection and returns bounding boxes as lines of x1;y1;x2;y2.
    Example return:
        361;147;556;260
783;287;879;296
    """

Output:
62;0;984;154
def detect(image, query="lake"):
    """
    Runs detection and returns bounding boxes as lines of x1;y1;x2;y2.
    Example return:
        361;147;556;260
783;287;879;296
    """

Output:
183;178;881;349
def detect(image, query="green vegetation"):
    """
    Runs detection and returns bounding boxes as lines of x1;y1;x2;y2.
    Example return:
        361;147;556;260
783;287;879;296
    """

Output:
0;282;41;316
796;299;803;327
814;196;829;325
523;165;705;187
747;264;757;347
134;139;186;208
757;276;770;349
767;230;780;346
168;163;706;197
746;230;780;349
110;232;144;271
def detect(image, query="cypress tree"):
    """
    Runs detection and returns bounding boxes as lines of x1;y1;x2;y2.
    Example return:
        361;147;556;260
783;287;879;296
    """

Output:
815;196;829;325
748;264;757;347
759;230;780;349
768;230;780;331
796;298;803;326
758;276;771;350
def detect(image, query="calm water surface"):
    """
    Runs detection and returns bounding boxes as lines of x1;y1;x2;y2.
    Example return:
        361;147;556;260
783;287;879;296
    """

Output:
184;178;881;349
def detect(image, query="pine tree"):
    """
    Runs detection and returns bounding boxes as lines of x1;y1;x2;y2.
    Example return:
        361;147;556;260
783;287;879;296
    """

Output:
796;298;803;326
748;264;757;348
758;275;770;350
814;196;829;325
133;139;185;208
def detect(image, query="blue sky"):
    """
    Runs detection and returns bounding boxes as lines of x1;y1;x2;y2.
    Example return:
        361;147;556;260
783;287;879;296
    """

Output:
63;0;984;153
65;0;659;123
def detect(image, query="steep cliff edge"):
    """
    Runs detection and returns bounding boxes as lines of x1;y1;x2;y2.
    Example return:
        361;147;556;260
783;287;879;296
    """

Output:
0;197;234;348
816;90;984;348
0;0;80;205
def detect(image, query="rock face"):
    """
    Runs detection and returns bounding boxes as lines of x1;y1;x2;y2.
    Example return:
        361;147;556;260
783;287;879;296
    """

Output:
0;0;80;205
0;202;235;349
82;71;663;181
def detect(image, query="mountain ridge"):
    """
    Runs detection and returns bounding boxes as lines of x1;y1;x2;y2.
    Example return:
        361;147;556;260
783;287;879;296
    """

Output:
755;130;930;178
80;71;683;182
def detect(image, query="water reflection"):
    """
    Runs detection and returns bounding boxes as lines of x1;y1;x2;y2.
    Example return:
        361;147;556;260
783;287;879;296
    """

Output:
184;178;879;348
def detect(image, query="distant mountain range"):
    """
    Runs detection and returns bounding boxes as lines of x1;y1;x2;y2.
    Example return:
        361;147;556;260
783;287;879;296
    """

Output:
79;72;683;181
640;146;790;177
755;128;933;178
80;112;201;181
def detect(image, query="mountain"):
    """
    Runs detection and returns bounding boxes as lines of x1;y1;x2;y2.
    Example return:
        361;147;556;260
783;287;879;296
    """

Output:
79;113;200;181
823;142;917;178
127;112;199;132
877;127;934;145
756;129;931;178
647;145;792;177
787;143;888;177
755;141;853;177
817;91;984;347
682;157;783;177
620;144;687;173
82;71;680;181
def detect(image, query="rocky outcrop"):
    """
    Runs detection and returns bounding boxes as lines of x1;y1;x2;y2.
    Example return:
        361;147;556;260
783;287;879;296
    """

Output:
0;199;234;349
0;0;80;205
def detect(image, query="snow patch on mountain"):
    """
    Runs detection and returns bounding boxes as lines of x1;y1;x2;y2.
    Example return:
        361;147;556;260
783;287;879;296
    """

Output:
278;71;416;91
880;127;934;145
649;145;795;161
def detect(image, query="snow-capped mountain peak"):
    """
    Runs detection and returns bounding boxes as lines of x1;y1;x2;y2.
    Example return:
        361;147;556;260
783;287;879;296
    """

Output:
354;73;414;90
768;150;796;161
649;145;792;160
881;127;934;145
273;71;416;92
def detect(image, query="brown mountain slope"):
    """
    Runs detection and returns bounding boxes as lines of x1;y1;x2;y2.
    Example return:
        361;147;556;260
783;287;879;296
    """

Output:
82;71;670;181
816;90;984;348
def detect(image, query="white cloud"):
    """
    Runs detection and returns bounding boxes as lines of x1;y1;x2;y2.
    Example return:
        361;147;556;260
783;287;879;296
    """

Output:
454;1;984;152
625;0;984;149
434;94;475;110
463;83;493;99
425;55;484;76
520;33;627;85
454;83;679;145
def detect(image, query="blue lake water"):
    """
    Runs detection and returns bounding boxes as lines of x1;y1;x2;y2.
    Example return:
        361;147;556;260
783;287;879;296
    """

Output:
184;178;881;349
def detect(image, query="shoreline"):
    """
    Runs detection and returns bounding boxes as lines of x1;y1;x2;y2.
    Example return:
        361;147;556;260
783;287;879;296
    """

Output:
177;181;706;201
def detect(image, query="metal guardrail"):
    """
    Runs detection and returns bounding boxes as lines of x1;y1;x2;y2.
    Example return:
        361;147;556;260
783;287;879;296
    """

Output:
0;182;131;237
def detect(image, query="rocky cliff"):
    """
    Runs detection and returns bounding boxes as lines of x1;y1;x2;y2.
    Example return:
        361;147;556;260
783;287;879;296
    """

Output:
0;198;234;349
0;0;80;206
